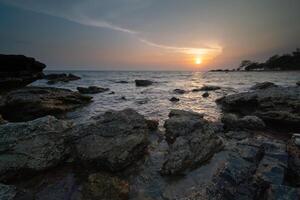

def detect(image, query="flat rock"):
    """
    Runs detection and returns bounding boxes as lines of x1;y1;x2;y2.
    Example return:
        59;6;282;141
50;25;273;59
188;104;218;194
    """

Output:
0;87;92;122
217;86;300;131
161;110;223;175
250;82;277;90
0;116;73;181
135;80;153;87
192;85;221;92
72;109;150;171
0;54;45;92
77;86;109;94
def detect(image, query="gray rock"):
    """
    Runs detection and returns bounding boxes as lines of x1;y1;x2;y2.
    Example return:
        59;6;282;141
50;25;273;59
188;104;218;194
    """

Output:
161;110;223;175
135;80;153;87
0;87;92;122
222;113;266;131
287;136;300;186
264;184;299;200
217;86;300;131
225;131;252;140
192;85;221;92
44;73;80;84
0;116;73;181
0;183;33;200
173;89;186;94
169;97;179;102
77;86;109;94
250;82;277;90
296;81;300;86
72;109;149;171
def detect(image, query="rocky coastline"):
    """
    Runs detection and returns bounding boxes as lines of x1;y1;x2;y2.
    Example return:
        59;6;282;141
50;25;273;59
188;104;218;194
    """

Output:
0;55;299;199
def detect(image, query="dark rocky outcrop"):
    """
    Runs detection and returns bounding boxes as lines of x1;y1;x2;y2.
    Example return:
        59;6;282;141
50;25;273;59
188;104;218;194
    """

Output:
173;89;186;94
135;80;153;87
169;97;179;102
217;86;300;131
77;86;109;94
192;85;221;92
44;73;80;84
0;183;33;200
250;82;277;90
0;87;92;122
0;54;46;92
161;110;223;175
221;113;265;131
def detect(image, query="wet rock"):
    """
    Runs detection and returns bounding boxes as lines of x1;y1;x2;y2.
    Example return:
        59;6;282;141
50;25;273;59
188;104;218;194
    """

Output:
216;86;300;131
0;116;73;181
0;183;33;200
296;81;300;86
82;173;129;200
222;113;265;131
0;87;92;122
173;89;186;94
116;81;129;84
202;92;209;98
44;73;80;84
109;91;115;95
161;110;223;175
0;54;45;92
225;131;252;140
264;184;299;200
250;82;277;90
77;86;109;94
192;85;221;92
135;80;153;87
287;134;300;186
72;109;149;171
146;119;159;131
169;97;179;102
120;96;126;100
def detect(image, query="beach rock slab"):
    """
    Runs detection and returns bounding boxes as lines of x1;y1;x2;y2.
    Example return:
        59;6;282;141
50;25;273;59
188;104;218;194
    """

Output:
135;80;153;87
77;86;109;94
0;87;92;122
0;116;73;181
0;54;45;92
250;82;277;90
72;109;149;171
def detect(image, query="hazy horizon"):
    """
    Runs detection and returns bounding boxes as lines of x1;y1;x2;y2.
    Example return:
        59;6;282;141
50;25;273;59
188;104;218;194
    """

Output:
1;0;300;71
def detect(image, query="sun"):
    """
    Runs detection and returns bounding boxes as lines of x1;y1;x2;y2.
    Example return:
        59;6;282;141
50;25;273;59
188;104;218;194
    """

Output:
195;57;202;65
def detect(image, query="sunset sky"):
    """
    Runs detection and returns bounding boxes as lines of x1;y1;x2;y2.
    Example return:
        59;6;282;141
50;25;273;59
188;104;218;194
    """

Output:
0;0;300;70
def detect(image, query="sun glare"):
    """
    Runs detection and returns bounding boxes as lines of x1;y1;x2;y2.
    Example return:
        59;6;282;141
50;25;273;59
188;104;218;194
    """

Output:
195;57;202;65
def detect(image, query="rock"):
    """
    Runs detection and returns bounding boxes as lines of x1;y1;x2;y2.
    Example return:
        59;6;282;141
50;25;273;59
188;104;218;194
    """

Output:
225;131;252;140
146;119;159;130
173;89;186;94
120;96;126;100
169;97;179;102
116;81;129;84
109;91;115;95
135;80;153;87
202;92;209;98
250;82;277;90
0;115;6;125
216;86;300;131
264;184;298;200
44;73;80;84
192;85;221;92
82;173;129;200
0;183;33;200
77;86;109;94
72;109;149;171
0;116;73;181
161;110;223;175
0;54;45;92
221;113;265;131
287;135;300;186
296;81;300;86
0;87;92;122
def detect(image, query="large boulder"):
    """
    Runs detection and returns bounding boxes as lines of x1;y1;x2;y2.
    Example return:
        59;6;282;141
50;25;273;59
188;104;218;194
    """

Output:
77;86;109;94
161;110;223;175
44;73;80;84
0;54;46;92
0;116;73;181
72;109;150;171
216;86;300;131
135;80;153;87
250;82;277;90
0;87;92;122
221;113;265;131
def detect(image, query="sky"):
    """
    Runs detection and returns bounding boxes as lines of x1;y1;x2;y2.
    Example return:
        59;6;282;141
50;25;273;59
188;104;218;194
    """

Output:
0;0;300;71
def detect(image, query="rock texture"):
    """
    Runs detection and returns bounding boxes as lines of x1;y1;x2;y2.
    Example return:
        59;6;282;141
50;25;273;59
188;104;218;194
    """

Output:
0;87;92;122
44;73;80;84
161;110;223;175
0;116;73;181
221;113;265;131
217;86;300;131
135;80;153;87
192;85;221;92
72;109;150;171
0;54;45;92
250;82;277;90
287;134;300;186
0;183;32;200
77;86;109;94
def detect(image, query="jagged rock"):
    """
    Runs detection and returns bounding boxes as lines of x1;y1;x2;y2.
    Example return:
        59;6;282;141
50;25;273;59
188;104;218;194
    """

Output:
287;135;300;186
135;80;153;87
0;87;92;122
0;183;33;200
222;113;265;131
161;110;223;175
216;86;300;131
0;116;73;181
0;54;45;92
169;97;179;102
192;85;221;92
173;89;186;94
72;109;149;171
77;86;109;94
82;173;129;200
202;92;209;98
250;82;277;90
264;184;299;200
44;73;80;84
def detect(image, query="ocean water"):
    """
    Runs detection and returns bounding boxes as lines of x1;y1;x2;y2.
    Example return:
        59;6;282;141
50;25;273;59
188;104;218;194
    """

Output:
32;71;300;125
